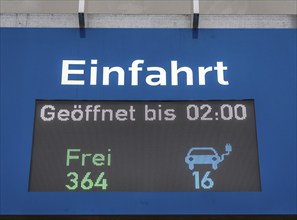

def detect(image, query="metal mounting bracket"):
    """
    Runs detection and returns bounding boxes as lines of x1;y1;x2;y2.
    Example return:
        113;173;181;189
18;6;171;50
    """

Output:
78;0;85;28
193;0;200;28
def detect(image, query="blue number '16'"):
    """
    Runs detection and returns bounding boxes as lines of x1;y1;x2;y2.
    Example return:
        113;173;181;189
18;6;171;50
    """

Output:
192;171;214;189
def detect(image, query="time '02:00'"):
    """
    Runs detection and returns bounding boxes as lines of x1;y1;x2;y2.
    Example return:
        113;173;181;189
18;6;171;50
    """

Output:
186;104;247;121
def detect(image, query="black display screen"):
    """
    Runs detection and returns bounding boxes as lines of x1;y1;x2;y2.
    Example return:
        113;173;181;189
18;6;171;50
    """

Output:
29;100;261;192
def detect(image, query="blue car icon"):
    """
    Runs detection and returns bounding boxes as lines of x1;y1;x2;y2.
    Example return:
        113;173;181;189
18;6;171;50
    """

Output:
185;144;232;170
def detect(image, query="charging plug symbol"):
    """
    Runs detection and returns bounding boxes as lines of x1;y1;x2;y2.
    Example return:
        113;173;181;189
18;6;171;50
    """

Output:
185;144;232;171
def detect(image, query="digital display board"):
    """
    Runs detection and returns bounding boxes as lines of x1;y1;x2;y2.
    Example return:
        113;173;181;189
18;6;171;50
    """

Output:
0;28;296;215
30;100;260;192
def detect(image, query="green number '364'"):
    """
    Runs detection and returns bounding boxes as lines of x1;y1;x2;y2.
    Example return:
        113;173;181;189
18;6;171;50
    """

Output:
66;171;108;190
